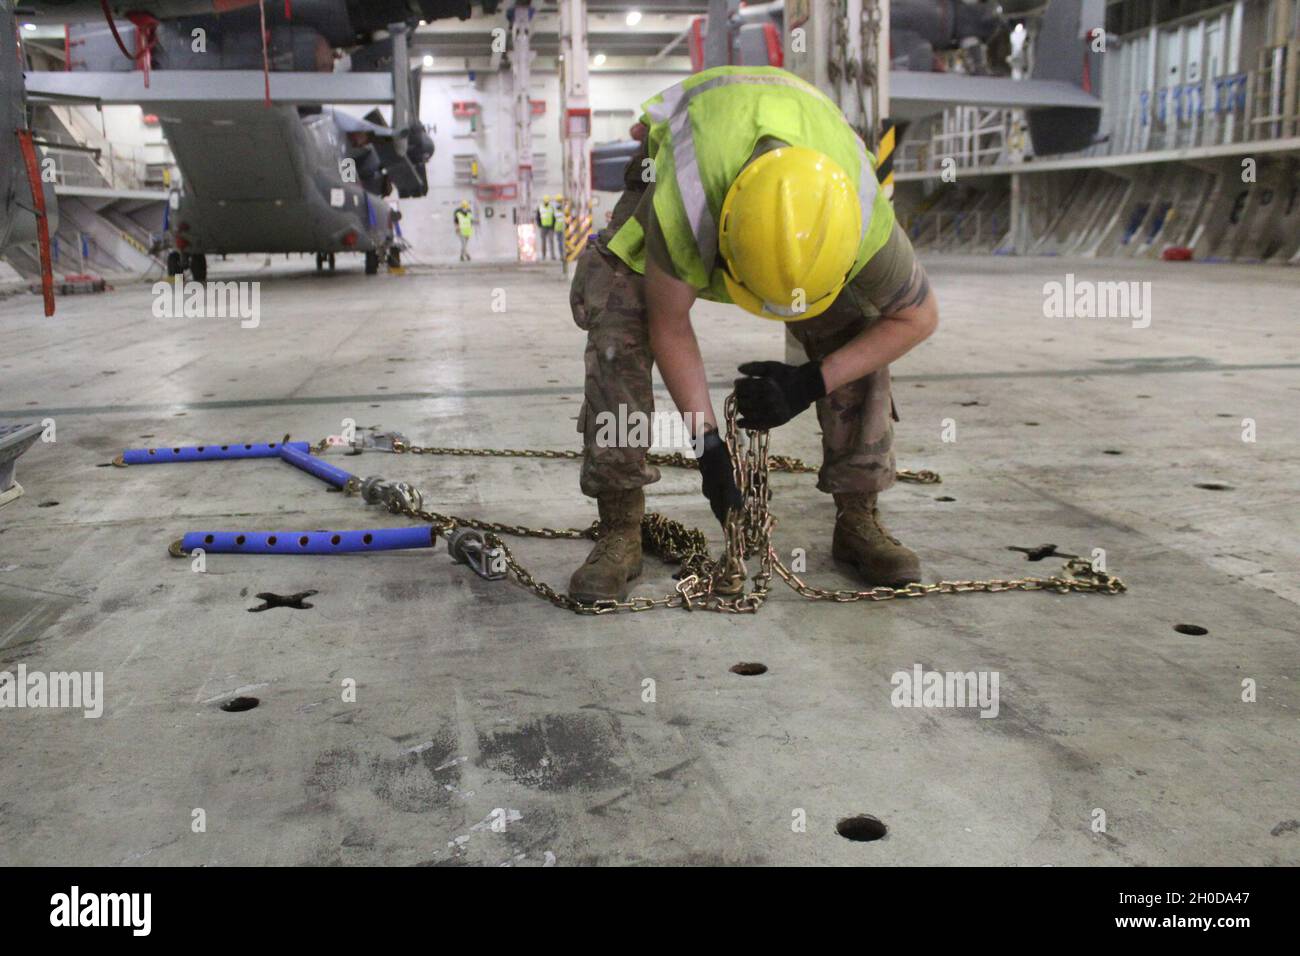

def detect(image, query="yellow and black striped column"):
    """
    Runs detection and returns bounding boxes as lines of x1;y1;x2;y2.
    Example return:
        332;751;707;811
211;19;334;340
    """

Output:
564;203;592;262
876;118;895;201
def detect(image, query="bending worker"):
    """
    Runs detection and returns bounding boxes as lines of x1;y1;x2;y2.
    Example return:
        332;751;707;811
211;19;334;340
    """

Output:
568;66;939;604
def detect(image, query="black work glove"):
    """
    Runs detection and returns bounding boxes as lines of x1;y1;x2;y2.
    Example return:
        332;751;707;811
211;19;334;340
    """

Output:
734;360;826;431
698;429;744;526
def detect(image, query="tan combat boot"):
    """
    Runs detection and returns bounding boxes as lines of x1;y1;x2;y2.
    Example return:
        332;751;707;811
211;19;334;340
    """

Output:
831;493;922;587
568;489;645;603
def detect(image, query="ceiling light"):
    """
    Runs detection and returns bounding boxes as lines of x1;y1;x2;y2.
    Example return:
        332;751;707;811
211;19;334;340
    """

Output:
422;54;434;68
593;53;606;67
626;11;642;26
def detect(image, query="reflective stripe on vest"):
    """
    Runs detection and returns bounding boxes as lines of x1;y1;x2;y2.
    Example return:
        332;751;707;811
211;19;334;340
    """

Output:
642;70;879;281
610;66;893;300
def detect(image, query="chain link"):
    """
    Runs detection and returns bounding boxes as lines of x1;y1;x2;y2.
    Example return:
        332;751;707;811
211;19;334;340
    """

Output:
326;398;1124;614
860;0;882;146
827;0;881;144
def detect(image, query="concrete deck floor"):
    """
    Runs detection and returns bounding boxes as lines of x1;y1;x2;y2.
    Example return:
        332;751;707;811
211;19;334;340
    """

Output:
0;255;1297;866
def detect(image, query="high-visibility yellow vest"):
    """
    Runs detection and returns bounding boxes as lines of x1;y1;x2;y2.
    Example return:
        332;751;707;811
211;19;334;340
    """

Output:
552;206;565;232
539;202;555;228
607;66;894;304
456;210;473;237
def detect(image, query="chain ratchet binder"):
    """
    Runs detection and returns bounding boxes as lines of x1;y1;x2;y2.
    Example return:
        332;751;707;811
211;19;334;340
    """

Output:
324;395;1125;615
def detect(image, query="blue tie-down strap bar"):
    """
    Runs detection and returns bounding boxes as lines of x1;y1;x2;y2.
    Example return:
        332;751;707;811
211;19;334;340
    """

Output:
170;525;507;582
173;526;437;556
277;443;357;489
119;441;309;465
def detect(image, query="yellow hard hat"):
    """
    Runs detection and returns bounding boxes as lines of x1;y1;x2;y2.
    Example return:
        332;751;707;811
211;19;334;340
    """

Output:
460;199;470;209
718;146;861;321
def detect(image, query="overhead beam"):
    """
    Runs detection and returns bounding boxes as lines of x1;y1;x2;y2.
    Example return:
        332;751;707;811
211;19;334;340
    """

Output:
585;1;710;9
24;71;396;106
895;136;1300;182
649;23;694;63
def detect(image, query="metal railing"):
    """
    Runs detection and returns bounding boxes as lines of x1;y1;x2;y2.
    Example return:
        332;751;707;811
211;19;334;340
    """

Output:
896;106;1013;175
32;127;152;191
901;210;1008;251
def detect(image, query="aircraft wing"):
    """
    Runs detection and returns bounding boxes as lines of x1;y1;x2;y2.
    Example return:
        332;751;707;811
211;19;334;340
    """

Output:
888;71;1102;122
157;101;310;202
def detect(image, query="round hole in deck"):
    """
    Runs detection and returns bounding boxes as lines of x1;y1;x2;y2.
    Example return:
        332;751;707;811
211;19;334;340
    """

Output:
836;815;887;842
173;447;180;453
267;535;278;546
363;533;373;545
204;534;214;544
269;443;277;448
147;448;157;455
220;445;229;450
1194;482;1233;491
331;535;341;546
244;444;253;449
235;535;246;546
1174;623;1209;636
220;696;259;713
730;662;767;676
299;535;310;547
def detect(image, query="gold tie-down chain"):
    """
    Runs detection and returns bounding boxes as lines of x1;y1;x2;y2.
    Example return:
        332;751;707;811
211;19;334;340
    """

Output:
334;395;1124;615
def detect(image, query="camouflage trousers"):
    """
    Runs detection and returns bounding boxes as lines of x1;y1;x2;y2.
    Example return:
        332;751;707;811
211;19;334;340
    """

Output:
571;246;896;499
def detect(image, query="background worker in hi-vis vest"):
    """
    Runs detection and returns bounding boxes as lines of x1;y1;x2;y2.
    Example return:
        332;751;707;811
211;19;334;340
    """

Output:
551;195;566;252
537;195;557;260
567;66;940;605
453;200;474;262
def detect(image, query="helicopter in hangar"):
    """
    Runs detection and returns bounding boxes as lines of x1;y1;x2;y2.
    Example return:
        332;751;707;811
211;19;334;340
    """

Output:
145;26;434;283
6;0;499;291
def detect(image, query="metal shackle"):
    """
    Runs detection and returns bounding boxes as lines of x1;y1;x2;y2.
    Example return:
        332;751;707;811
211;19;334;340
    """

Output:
448;527;505;581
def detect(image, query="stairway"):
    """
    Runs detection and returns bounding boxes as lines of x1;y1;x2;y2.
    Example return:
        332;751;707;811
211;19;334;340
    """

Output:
2;105;167;280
